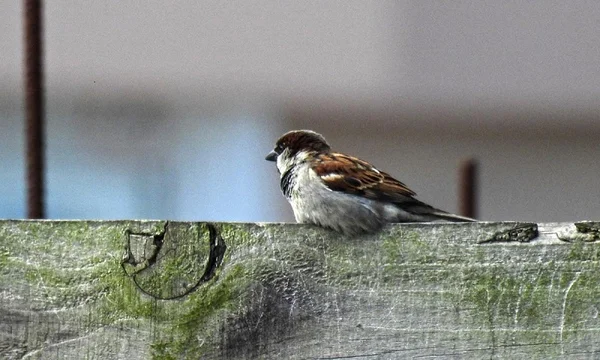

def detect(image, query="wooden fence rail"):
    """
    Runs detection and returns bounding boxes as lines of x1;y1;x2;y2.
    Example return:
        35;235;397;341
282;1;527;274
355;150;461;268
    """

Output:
1;220;599;359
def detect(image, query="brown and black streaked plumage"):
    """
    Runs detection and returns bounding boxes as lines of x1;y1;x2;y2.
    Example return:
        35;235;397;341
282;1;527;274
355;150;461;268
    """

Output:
266;130;475;235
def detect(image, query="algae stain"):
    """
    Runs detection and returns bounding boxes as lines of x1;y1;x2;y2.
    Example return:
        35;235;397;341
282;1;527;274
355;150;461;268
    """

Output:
566;241;600;262
380;230;437;282
150;264;246;359
382;230;426;262
218;223;264;249
458;261;600;346
559;270;600;336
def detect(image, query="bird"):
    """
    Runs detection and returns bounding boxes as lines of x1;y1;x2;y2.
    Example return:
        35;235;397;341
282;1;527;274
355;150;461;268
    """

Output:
265;129;475;235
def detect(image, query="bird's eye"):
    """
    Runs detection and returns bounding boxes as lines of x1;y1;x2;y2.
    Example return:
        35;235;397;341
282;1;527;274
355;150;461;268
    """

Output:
275;144;284;154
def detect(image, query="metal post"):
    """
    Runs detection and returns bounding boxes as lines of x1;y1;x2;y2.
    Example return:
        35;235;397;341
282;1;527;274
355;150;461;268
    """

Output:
459;159;478;219
24;0;46;218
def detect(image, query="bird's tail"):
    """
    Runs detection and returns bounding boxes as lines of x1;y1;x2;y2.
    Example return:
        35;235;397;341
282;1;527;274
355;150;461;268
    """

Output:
401;199;476;222
428;210;476;222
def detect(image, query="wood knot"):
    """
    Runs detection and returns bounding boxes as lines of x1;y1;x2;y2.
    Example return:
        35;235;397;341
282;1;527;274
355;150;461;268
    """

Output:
479;223;539;244
121;222;226;300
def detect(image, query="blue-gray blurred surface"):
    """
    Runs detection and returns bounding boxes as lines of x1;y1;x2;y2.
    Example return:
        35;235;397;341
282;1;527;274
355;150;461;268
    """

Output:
1;1;599;221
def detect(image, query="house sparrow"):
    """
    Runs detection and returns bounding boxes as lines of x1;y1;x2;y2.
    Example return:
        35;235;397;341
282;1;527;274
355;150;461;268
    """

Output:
266;130;475;235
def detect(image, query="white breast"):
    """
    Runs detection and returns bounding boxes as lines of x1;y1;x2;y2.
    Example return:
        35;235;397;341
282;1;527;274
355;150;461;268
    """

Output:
287;164;387;234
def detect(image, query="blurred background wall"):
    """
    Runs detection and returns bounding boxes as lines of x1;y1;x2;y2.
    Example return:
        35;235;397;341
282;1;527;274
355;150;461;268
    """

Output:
1;1;599;222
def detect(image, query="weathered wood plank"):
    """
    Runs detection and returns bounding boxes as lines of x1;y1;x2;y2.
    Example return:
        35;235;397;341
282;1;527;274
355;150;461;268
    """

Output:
1;220;599;359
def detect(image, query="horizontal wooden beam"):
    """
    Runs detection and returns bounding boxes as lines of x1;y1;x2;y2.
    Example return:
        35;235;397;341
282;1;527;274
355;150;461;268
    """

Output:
1;220;599;359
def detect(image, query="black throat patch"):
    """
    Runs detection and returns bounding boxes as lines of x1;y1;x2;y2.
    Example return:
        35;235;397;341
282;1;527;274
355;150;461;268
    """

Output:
280;168;295;199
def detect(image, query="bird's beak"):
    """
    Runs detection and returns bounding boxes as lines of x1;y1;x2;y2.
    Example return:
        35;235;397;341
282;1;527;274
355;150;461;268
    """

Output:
265;150;278;162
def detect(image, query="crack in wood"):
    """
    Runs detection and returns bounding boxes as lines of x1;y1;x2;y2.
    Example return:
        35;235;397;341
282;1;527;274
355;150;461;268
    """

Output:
199;223;227;283
315;341;565;359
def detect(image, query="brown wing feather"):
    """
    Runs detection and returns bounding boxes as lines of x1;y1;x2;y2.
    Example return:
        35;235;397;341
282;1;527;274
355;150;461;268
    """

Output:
312;153;416;201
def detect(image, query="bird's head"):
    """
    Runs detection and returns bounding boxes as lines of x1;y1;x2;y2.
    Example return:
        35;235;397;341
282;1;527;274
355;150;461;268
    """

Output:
265;130;331;173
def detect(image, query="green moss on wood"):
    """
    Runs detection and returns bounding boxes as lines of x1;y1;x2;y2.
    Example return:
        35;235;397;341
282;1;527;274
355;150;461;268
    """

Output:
3;221;600;359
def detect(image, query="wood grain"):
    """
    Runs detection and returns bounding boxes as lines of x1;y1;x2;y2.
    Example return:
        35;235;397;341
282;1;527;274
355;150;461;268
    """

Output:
1;220;599;359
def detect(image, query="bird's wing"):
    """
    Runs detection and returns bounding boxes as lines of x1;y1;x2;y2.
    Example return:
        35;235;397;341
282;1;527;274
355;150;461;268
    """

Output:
311;152;417;202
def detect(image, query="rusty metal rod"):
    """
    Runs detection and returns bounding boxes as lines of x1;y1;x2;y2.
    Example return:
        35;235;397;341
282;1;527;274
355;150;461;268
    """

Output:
459;159;478;219
24;0;46;218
